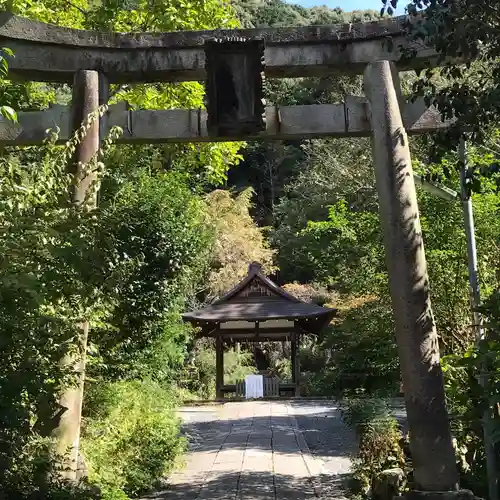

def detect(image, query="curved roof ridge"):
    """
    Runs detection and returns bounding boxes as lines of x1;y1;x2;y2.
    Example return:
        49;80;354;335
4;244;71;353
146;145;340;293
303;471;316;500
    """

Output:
183;262;337;334
211;262;301;305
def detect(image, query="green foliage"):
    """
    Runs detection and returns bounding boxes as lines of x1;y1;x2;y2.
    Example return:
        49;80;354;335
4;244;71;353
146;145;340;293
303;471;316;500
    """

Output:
228;0;378;224
180;339;218;400
224;348;256;385
179;340;257;399
273;135;500;400
341;398;406;495
0;0;244;185
2;1;499;499
270;138;397;399
0;117;111;493
82;380;184;499
89;169;212;381
234;0;379;28
305;297;399;398
341;398;394;437
2;0;238;31
0;436;99;500
420;187;500;349
228;141;306;226
0;112;211;497
299;201;385;294
380;0;500;191
204;188;276;301
271;137;376;285
0;47;17;122
440;290;500;498
230;79;367;226
274;358;292;380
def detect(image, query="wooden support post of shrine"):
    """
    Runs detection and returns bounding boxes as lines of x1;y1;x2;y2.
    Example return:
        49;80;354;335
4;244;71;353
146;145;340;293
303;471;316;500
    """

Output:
53;70;103;480
216;334;224;399
291;332;300;397
364;60;459;493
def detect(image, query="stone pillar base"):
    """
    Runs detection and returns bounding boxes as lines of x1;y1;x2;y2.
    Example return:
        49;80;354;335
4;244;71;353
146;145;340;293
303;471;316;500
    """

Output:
398;489;482;500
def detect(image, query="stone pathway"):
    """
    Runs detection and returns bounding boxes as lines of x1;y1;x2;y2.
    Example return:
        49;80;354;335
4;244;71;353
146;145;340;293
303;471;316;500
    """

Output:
143;400;357;500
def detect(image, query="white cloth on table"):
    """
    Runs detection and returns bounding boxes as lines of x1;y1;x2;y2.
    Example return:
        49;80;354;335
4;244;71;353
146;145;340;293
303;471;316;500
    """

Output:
245;374;264;399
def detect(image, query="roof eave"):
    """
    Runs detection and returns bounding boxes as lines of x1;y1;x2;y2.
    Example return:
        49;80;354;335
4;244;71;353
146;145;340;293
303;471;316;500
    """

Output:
182;307;337;329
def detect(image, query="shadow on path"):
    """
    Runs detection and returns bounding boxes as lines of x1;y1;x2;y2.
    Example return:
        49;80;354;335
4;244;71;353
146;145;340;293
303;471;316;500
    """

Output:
289;401;357;461
181;412;354;459
141;401;364;499
142;470;350;500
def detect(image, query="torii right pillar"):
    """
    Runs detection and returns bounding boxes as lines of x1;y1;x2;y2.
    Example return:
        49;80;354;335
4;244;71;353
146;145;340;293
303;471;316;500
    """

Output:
364;60;467;498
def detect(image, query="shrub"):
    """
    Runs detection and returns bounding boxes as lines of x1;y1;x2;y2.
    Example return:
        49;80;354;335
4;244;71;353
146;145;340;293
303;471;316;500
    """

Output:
341;398;393;436
0;436;99;500
306;296;399;398
224;347;256;385
341;398;406;496
0;128;210;494
281;282;337;306
439;289;500;498
82;380;184;499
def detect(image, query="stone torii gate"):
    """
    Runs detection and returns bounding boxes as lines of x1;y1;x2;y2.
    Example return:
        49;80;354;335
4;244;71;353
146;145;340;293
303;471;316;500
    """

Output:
0;10;467;499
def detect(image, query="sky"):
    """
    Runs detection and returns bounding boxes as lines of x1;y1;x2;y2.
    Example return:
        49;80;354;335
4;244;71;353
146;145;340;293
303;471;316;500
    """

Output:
285;0;406;14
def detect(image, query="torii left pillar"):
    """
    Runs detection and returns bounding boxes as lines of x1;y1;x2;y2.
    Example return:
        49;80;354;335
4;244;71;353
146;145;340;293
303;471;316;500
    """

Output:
53;70;107;479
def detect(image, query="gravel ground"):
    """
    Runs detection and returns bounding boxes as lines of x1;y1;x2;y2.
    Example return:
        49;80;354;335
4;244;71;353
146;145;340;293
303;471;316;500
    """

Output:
288;401;358;499
290;401;357;473
289;399;408;499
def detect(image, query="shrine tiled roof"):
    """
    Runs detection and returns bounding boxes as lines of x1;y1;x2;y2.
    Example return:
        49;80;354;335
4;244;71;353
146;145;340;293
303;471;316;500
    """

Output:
182;262;336;334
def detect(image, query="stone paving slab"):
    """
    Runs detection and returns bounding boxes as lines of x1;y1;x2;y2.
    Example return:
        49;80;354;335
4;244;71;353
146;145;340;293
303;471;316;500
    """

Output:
142;401;355;500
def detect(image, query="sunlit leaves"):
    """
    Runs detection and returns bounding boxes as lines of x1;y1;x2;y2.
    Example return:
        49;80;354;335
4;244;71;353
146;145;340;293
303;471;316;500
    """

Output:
1;0;243;184
381;0;500;189
203;187;275;300
0;104;17;122
0;122;214;491
87;0;239;32
0;47;18;122
0;0;89;28
300;200;384;294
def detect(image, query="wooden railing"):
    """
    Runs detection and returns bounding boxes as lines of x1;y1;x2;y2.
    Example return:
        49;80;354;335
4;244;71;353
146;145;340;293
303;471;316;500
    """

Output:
225;376;294;398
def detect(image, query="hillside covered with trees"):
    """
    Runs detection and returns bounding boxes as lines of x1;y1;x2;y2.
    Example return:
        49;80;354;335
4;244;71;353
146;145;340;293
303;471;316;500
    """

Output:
0;0;499;499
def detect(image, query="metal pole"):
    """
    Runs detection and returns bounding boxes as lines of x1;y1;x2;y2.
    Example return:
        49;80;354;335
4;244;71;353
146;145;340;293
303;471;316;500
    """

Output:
459;139;483;340
459;138;498;500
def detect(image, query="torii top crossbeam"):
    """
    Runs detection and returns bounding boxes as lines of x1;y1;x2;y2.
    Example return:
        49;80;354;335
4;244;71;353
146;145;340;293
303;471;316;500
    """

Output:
0;12;436;83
